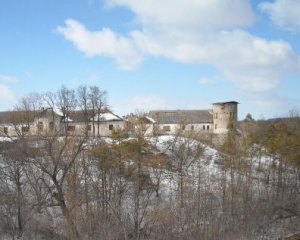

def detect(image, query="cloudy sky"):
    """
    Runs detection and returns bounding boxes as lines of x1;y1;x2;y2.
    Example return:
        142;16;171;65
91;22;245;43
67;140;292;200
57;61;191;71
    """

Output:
0;0;299;119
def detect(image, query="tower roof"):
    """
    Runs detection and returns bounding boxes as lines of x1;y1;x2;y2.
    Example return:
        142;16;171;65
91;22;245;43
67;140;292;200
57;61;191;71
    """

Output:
212;101;239;105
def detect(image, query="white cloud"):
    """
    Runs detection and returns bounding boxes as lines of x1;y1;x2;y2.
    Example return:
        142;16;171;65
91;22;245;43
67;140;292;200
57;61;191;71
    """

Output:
57;19;142;70
259;0;300;32
106;0;255;31
0;84;16;110
0;75;17;83
57;0;300;92
131;28;299;91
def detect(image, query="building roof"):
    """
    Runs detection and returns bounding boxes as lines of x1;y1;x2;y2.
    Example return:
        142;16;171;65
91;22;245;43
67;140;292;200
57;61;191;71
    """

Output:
125;115;156;124
0;111;36;124
91;112;123;122
1;108;123;124
212;101;239;105
0;111;9;123
148;110;213;124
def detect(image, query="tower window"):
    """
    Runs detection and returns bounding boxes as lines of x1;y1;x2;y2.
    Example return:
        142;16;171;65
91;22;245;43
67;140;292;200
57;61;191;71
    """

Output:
229;112;235;119
207;125;209;130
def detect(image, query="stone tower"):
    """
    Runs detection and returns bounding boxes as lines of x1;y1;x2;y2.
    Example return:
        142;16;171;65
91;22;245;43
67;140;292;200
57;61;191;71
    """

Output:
212;101;238;134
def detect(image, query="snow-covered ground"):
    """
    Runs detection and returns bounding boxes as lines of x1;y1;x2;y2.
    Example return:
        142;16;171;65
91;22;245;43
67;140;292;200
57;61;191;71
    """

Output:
147;135;222;197
0;136;13;142
1;135;297;239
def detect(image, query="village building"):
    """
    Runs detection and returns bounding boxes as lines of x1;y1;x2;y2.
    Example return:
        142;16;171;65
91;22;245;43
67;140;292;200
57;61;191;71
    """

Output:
0;108;124;137
1;101;238;139
125;115;156;137
145;101;238;136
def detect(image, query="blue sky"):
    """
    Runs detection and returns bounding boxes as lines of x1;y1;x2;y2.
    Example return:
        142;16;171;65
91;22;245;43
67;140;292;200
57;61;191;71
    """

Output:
0;0;299;119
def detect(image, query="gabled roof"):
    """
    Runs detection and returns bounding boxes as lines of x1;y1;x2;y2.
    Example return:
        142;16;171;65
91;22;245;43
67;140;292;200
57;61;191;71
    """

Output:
148;110;213;124
36;108;61;118
37;108;124;122
36;108;73;122
1;108;123;124
91;111;123;122
125;115;156;124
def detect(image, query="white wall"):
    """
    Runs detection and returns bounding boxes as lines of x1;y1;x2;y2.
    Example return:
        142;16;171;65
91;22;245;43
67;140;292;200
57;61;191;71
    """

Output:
67;121;125;137
155;123;213;135
1;120;126;138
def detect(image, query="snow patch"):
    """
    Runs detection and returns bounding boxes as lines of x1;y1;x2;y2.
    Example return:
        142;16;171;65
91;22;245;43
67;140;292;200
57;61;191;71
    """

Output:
53;108;64;116
0;136;13;142
91;112;122;121
145;116;156;123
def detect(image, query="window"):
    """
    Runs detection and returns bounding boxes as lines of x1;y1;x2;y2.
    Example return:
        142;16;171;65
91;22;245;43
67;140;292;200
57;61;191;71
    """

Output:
215;124;217;130
163;126;170;132
109;124;114;131
87;125;91;131
215;113;218;119
230;112;235;119
22;126;29;133
49;122;54;131
67;126;75;131
182;125;185;130
191;125;194;131
38;122;43;131
3;127;8;134
207;125;209;130
203;125;205;130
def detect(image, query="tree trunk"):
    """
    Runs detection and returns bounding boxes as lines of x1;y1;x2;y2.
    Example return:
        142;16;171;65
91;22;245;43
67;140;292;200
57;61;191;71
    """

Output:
17;179;23;238
53;178;80;240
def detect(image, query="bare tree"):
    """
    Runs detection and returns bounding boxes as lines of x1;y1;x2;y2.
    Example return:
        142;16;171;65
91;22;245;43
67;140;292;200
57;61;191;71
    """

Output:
88;86;107;138
27;135;86;240
57;85;77;135
0;140;29;239
77;85;92;137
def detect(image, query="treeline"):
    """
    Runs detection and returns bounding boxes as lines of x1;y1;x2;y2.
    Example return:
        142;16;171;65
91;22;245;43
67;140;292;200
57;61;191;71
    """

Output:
13;85;107;116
